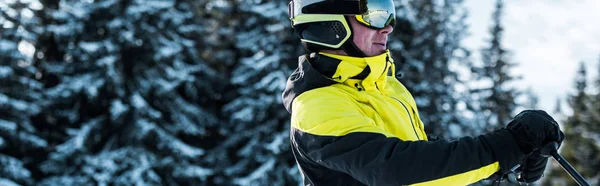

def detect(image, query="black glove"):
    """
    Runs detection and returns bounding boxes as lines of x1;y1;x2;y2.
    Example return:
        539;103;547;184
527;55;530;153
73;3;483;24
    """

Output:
506;110;564;155
517;150;549;183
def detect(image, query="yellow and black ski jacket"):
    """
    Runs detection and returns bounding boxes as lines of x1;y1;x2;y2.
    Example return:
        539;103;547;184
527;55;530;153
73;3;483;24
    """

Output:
282;51;523;186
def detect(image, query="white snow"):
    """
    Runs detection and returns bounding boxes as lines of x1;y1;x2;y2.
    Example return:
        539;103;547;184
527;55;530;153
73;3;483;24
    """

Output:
97;55;117;66
164;66;189;81
231;107;254;122
29;1;43;10
266;133;286;154
131;93;147;109
265;23;285;32
155;36;182;60
146;0;175;9
157;46;179;59
47;23;81;38
155;78;179;92
19;132;48;149
97;0;117;9
0;40;17;52
172;165;213;180
255;71;287;92
0;119;17;134
0;136;5;149
4;7;17;18
161;131;205;158
0;154;32;181
206;0;230;11
415;97;432;107
50;11;69;20
0;93;29;112
131;93;161;118
20;8;34;18
173;97;201;115
107;18;123;29
138;120;205;159
233;159;275;185
0;66;13;78
0;0;11;8
110;99;129;120
79;41;101;53
59;0;88;19
0;178;19;186
237;138;258;157
128;154;150;180
161;10;186;25
82;155;117;185
249;2;280;19
120;30;134;42
234;29;262;51
135;119;156;140
250;52;279;71
38;176;91;186
54;119;97;157
171;113;203;135
177;25;200;35
2;21;15;29
49;74;105;99
18;40;35;58
126;0;173;16
448;123;463;138
231;52;279;85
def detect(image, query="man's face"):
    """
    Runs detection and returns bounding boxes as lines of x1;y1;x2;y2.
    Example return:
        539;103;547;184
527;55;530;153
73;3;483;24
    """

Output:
348;17;394;56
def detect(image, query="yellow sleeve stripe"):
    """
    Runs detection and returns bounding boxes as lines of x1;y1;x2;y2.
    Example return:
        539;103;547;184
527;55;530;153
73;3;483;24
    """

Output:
412;162;500;186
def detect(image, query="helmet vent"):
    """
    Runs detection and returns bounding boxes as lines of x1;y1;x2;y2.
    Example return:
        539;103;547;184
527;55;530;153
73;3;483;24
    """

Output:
300;21;348;47
321;22;345;35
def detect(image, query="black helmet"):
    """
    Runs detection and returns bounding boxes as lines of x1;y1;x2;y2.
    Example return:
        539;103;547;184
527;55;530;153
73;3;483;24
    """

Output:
289;0;396;57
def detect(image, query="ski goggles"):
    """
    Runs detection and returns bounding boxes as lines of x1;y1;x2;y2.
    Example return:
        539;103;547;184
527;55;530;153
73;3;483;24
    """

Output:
354;0;396;29
289;0;396;29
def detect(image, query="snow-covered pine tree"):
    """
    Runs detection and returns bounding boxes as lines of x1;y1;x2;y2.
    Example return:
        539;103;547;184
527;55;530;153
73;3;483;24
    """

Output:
0;1;46;185
32;0;223;185
545;62;600;186
390;0;472;138
553;97;563;116
470;0;520;132
214;0;301;185
523;87;539;109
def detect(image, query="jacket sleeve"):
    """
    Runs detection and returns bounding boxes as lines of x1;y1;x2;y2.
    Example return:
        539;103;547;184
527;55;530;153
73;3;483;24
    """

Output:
290;90;523;186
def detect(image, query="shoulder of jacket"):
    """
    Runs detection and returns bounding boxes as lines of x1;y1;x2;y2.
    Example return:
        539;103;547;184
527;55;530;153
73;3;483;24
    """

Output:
292;86;360;115
291;86;377;136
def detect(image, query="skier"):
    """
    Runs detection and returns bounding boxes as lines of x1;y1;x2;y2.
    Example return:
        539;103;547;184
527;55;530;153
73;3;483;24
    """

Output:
282;0;564;185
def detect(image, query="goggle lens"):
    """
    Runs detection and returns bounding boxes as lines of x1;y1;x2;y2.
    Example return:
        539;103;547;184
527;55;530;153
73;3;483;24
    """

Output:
289;0;396;29
355;0;396;29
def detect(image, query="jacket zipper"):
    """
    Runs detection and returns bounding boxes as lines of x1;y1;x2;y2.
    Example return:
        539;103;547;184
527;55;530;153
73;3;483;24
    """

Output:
375;55;420;139
390;97;420;140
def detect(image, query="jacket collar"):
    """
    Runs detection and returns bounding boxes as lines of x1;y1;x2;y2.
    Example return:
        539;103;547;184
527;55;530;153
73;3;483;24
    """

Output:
281;50;396;113
314;50;394;92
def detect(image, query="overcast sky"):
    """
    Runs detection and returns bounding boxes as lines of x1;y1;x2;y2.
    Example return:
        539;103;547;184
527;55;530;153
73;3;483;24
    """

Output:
464;0;600;117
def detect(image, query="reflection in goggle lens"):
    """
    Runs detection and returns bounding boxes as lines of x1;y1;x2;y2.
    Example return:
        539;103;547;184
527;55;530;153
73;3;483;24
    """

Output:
355;0;395;29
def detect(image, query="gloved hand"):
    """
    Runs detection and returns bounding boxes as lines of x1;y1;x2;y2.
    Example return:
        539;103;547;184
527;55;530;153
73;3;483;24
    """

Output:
517;150;549;183
482;110;563;182
506;110;564;155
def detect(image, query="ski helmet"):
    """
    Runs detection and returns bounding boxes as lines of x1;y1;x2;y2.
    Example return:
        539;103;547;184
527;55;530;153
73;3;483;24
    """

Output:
288;0;396;57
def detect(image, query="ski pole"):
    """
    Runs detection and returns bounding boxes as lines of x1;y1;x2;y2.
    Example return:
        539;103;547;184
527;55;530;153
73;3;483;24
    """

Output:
541;142;590;186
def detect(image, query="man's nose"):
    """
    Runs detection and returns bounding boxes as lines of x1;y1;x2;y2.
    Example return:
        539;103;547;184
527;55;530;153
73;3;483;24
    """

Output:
378;25;393;35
